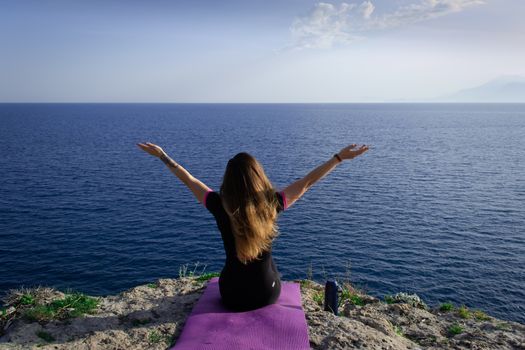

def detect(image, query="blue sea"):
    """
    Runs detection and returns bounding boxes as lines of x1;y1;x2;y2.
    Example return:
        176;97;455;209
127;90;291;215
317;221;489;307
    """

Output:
1;103;524;323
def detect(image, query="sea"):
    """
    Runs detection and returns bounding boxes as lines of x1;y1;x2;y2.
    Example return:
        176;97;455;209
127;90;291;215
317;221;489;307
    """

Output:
0;103;524;323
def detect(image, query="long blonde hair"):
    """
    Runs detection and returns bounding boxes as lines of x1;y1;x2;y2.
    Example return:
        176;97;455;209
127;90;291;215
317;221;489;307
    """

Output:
219;152;281;265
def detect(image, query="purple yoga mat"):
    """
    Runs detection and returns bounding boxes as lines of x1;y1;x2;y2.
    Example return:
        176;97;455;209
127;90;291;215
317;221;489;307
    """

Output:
171;277;310;350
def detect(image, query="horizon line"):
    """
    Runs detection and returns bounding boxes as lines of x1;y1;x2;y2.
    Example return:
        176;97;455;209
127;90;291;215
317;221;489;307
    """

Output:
2;101;525;104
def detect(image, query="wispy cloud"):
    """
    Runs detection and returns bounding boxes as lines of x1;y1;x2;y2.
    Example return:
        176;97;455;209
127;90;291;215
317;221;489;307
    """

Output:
360;1;375;19
288;0;485;49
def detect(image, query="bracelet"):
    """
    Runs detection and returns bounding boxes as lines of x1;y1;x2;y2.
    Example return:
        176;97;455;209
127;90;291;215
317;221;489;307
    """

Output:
334;153;342;163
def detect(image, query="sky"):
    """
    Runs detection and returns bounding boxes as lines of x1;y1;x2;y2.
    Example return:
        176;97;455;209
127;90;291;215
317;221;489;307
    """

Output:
1;0;524;102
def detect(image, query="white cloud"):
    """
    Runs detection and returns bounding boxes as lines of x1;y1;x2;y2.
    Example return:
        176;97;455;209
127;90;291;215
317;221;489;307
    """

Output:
374;0;485;29
289;0;485;49
360;1;375;19
289;2;363;50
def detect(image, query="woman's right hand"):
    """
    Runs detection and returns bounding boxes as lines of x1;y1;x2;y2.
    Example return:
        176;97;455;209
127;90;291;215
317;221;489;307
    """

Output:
338;143;370;160
137;142;166;158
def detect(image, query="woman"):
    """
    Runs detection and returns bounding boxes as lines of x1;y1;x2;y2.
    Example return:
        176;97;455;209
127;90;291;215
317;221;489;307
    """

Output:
137;142;369;311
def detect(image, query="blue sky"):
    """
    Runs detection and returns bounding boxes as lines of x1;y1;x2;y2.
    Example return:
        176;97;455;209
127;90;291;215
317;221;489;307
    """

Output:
1;0;524;102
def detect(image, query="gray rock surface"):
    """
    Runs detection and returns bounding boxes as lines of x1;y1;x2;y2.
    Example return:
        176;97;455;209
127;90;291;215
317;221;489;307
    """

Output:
1;277;524;349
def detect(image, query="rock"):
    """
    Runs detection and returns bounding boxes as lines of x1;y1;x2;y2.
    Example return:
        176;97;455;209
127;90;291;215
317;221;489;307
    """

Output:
0;277;524;349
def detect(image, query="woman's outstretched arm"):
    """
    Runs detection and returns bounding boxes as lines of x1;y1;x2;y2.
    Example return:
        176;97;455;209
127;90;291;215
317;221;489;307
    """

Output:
281;144;369;210
137;142;211;205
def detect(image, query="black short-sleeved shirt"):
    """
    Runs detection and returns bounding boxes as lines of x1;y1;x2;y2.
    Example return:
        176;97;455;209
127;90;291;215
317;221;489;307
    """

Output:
202;190;287;310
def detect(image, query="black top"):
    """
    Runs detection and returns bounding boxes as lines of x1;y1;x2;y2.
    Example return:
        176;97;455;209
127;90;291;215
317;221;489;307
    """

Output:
203;190;287;310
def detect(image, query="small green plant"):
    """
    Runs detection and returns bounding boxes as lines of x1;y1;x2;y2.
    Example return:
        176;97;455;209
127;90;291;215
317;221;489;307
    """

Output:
20;294;36;305
196;272;221;282
349;294;364;306
131;318;151;326
36;331;55;342
147;331;176;345
384;295;395;304
457;305;471;319
23;293;99;322
495;322;511;331
179;262;208;278
339;287;364;307
149;330;163;343
306;261;313;281
394;325;404;337
440;302;454;312
320;264;329;283
299;279;311;288
473;309;490;321
24;306;55;321
147;283;157;289
448;323;463;336
313;291;324;306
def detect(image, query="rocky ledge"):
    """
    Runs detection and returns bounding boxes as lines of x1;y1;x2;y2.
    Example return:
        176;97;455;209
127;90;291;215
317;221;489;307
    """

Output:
0;276;524;349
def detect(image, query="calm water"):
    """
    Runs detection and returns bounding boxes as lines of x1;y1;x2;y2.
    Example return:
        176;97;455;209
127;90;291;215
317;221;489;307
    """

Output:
1;103;524;322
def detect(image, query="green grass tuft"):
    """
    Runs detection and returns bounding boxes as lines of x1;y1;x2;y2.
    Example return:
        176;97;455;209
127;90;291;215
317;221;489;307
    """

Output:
20;294;36;306
495;322;511;331
196;272;221;282
148;330;162;343
179;262;209;278
24;305;55;322
457;305;471;319
313;291;324;306
299;279;312;288
473;309;490;321
394;325;404;337
448;323;464;336
23;292;99;322
147;283;157;289
306;261;313;281
384;295;395;304
440;302;454;312
339;287;364;307
147;330;176;345
36;331;55;342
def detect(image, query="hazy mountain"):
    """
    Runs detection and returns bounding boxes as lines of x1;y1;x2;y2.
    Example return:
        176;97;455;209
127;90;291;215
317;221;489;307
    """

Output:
436;76;525;102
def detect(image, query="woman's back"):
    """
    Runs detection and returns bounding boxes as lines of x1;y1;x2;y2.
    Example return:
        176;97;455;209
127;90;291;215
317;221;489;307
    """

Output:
204;190;286;311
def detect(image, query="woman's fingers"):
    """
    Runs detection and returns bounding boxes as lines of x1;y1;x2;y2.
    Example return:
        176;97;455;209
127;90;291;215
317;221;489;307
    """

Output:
137;143;151;151
359;145;369;154
137;143;155;153
145;142;162;151
346;144;366;151
137;142;164;158
138;142;155;149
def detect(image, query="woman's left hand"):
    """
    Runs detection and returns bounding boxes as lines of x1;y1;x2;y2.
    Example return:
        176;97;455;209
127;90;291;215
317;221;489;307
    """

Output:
137;142;166;158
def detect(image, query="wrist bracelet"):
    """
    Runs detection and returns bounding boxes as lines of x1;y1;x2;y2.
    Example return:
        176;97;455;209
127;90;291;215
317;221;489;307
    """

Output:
334;153;342;162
